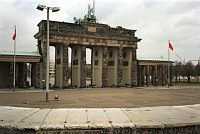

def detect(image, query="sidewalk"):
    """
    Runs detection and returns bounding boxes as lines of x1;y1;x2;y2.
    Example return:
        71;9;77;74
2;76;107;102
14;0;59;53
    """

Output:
0;104;200;133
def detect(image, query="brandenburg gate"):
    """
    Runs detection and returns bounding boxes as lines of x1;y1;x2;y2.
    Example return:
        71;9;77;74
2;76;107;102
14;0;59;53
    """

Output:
34;5;171;89
35;19;142;88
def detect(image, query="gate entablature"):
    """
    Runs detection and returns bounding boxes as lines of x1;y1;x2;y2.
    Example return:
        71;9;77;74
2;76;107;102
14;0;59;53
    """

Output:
34;20;141;47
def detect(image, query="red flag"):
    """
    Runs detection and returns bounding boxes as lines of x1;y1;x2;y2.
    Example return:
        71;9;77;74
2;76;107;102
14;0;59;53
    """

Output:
169;42;173;51
12;28;16;40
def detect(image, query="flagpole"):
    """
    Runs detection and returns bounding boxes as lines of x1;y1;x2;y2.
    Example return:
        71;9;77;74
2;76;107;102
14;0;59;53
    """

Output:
168;40;170;88
13;25;16;91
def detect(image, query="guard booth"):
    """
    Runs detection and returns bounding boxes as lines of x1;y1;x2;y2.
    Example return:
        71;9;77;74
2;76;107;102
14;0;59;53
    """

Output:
0;51;41;89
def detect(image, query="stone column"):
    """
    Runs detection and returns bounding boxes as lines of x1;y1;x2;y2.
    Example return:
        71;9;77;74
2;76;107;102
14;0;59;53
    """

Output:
155;65;158;86
71;46;79;87
92;47;103;87
164;66;168;85
62;45;69;87
91;47;94;86
122;48;132;86
151;66;156;86
102;46;108;87
80;46;86;88
137;65;141;87
160;66;163;85
141;66;145;86
36;40;44;88
55;45;62;88
55;47;57;87
9;62;14;88
39;40;47;88
55;44;69;88
31;63;36;88
146;65;150;86
149;66;152;85
39;62;44;88
131;48;138;86
117;46;123;87
16;63;27;88
19;63;27;88
157;66;161;85
107;47;118;86
161;66;165;86
31;63;40;88
170;66;173;85
71;45;86;88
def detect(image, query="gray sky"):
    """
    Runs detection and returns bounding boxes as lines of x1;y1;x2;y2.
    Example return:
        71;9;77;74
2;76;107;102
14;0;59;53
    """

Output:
0;0;200;63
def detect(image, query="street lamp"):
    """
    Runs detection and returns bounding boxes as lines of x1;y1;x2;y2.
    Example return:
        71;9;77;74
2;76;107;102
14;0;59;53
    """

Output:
37;4;60;102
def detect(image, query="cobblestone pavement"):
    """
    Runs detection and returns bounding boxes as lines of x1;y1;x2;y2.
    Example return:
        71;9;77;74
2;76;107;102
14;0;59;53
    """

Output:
0;86;200;108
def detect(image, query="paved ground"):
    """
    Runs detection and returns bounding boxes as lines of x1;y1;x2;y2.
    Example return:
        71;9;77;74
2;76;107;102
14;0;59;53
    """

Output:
0;85;200;108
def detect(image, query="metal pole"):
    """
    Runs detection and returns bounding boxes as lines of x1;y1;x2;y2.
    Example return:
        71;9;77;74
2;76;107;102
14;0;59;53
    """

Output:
168;41;170;88
46;8;50;102
198;57;200;82
13;25;16;92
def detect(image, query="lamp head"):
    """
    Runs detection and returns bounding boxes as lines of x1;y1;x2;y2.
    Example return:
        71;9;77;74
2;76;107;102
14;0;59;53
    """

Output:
51;7;60;12
37;4;46;11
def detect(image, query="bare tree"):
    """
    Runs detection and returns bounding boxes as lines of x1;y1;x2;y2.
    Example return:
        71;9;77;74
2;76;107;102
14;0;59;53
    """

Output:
195;63;200;82
182;61;195;83
173;61;184;83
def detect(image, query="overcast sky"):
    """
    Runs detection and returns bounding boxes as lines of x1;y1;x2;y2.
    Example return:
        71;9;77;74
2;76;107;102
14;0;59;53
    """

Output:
0;0;200;63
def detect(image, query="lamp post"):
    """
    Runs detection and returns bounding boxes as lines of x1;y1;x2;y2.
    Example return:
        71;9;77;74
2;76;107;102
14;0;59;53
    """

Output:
37;4;60;102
